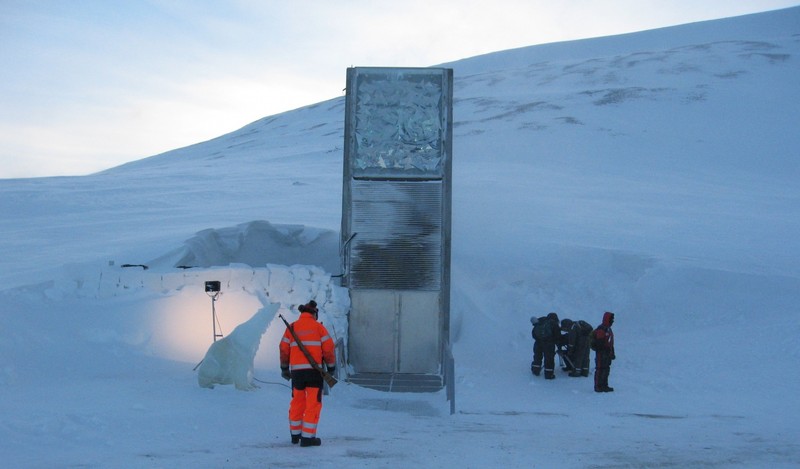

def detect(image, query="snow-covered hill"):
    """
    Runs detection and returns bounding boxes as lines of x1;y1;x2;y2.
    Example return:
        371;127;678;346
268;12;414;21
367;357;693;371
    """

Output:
1;7;799;468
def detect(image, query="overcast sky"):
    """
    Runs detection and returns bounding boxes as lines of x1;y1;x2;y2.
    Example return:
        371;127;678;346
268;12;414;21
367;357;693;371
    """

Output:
1;0;797;178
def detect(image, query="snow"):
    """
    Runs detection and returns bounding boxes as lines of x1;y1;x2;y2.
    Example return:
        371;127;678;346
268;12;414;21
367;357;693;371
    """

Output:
2;7;800;468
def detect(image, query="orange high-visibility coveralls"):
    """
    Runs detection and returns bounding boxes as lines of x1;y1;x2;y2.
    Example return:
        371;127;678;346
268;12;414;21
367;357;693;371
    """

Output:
280;311;336;439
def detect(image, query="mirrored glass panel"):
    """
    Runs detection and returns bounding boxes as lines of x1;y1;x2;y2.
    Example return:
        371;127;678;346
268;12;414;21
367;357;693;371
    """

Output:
352;69;445;178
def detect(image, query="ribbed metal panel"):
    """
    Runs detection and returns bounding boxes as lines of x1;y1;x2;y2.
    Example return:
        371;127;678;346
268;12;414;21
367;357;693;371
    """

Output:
350;180;442;290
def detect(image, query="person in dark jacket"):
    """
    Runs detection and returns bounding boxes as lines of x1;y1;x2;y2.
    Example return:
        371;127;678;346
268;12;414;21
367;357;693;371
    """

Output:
593;311;616;392
530;312;562;379
561;318;593;377
557;319;575;373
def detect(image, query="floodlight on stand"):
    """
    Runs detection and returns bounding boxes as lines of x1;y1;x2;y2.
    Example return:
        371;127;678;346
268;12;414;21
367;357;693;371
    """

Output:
205;280;220;298
204;281;223;342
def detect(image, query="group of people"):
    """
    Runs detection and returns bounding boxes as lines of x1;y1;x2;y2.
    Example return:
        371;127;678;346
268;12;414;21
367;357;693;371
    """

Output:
278;298;617;449
530;311;616;393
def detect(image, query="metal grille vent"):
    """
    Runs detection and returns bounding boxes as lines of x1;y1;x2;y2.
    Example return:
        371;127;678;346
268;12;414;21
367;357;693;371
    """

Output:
350;180;442;290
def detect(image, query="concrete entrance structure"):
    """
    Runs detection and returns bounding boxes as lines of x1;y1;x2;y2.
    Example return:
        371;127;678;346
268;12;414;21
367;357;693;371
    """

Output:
340;67;453;390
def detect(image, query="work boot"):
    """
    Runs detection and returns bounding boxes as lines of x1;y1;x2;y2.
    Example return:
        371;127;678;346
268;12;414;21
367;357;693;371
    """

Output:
544;373;555;380
569;369;581;377
291;433;301;445
300;436;322;447
603;386;615;392
581;371;590;377
531;363;541;376
595;387;604;393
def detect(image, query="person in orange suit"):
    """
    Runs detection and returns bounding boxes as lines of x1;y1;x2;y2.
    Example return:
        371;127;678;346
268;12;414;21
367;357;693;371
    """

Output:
279;300;336;447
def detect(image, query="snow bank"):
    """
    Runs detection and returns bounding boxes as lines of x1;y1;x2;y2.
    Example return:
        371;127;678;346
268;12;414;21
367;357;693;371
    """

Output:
158;220;341;275
39;225;350;380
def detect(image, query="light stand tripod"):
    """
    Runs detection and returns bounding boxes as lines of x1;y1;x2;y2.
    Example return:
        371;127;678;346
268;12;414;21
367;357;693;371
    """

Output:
205;280;223;342
194;280;222;371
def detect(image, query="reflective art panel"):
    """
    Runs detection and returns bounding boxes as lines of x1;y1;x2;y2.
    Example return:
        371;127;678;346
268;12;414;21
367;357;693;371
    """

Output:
351;69;447;178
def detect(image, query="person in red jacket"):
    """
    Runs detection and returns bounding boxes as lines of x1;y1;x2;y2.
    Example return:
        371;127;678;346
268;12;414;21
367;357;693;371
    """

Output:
593;311;616;392
279;300;336;447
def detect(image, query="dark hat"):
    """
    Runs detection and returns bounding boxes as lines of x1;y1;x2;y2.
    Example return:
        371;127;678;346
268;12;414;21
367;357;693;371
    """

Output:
547;312;559;322
603;311;615;326
561;319;573;329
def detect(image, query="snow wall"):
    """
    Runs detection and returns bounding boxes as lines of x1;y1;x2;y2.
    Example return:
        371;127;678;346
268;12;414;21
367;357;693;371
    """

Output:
37;221;350;389
45;261;350;382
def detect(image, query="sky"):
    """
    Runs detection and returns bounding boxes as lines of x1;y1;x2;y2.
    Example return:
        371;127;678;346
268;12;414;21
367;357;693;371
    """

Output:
1;0;798;179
